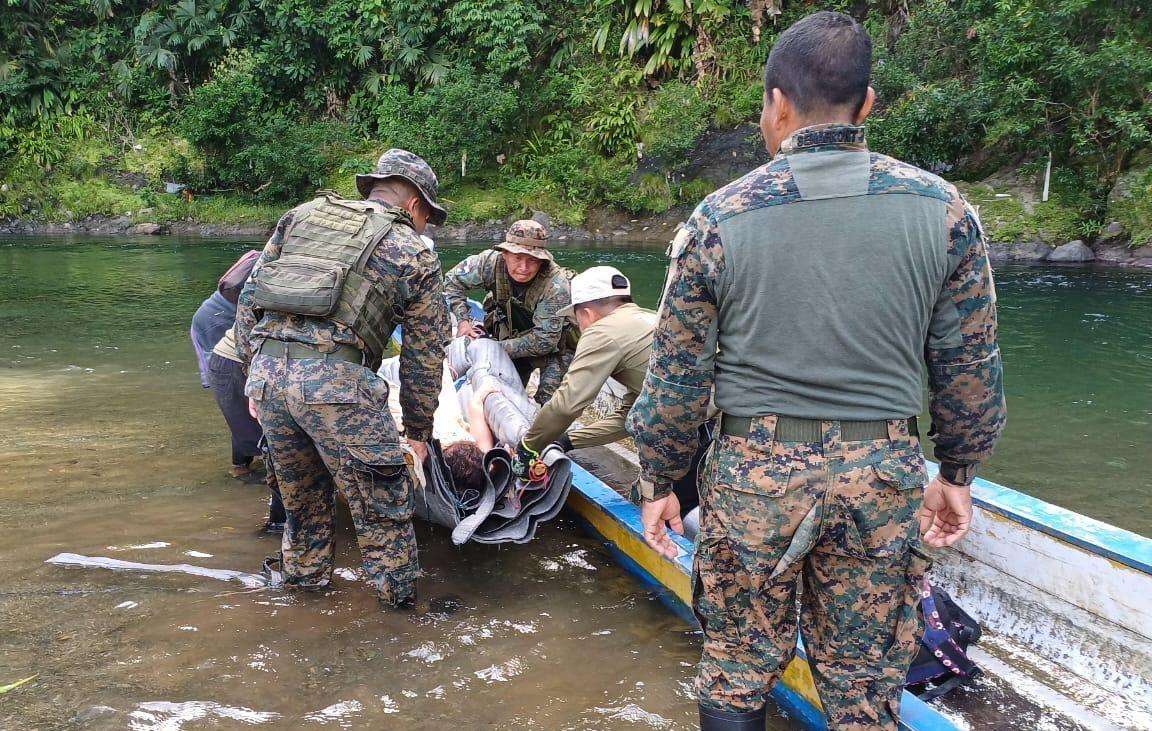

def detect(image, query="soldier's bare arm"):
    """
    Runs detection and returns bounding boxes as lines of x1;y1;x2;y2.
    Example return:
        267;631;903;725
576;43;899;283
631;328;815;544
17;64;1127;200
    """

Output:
523;329;619;451
626;206;723;497
443;251;496;327
926;194;1006;468
498;278;566;360
399;249;451;443
234;209;294;368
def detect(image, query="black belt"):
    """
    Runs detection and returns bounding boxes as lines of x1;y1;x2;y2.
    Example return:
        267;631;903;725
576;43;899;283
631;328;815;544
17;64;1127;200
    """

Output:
258;340;363;364
720;414;918;442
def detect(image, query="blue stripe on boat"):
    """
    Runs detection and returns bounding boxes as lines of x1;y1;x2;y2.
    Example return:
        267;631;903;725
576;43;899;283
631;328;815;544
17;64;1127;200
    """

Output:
926;463;1152;575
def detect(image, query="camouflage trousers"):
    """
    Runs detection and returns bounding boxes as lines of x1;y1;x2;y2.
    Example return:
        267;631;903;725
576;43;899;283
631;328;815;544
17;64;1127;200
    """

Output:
513;348;574;405
246;352;417;606
693;415;929;730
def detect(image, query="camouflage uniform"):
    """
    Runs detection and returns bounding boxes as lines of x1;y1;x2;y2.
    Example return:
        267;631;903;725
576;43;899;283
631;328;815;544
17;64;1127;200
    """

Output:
236;150;450;606
627;124;1005;728
444;220;575;404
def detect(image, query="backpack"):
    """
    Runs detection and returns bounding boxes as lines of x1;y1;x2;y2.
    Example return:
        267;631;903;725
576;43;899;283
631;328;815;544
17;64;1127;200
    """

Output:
906;578;982;700
217;250;262;304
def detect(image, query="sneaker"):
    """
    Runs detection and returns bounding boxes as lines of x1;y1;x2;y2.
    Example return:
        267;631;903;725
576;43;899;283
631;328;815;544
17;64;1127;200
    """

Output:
230;464;255;479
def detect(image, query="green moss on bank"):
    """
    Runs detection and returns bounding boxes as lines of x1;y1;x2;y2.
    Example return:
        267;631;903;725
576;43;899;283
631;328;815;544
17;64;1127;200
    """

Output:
958;173;1096;245
1108;166;1152;247
146;194;282;227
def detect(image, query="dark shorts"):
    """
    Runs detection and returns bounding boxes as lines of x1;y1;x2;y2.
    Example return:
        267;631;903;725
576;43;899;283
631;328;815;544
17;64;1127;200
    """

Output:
206;353;263;465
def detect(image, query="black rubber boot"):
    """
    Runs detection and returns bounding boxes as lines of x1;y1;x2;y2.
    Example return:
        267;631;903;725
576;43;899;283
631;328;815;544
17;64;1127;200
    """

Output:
699;704;766;731
262;492;286;534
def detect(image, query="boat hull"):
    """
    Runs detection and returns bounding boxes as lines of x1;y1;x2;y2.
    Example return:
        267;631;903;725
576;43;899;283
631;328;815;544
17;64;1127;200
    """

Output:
566;463;958;731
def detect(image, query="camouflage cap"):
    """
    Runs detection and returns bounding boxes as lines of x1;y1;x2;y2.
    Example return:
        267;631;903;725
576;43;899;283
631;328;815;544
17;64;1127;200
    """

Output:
493;219;553;262
355;149;448;226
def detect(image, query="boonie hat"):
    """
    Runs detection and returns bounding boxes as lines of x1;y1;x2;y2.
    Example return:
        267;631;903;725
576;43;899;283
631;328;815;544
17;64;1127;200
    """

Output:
355;148;448;226
557;266;631;318
493;219;553;262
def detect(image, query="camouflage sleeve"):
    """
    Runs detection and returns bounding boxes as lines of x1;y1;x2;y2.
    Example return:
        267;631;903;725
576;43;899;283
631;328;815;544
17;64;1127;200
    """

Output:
625;204;722;492
925;193;1006;468
399;248;451;442
443;251;496;323
499;272;567;360
523;328;619;450
234;209;294;368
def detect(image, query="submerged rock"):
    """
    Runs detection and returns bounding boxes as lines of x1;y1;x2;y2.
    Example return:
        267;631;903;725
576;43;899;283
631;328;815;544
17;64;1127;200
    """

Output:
1048;240;1096;262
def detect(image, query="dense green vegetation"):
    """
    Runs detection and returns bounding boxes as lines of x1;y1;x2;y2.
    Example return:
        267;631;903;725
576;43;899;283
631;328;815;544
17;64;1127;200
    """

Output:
2;0;1150;245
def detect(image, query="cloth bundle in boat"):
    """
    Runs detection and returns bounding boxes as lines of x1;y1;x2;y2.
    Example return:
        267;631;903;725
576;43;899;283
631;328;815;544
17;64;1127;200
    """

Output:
383;336;573;545
445;336;572;544
444;443;570;545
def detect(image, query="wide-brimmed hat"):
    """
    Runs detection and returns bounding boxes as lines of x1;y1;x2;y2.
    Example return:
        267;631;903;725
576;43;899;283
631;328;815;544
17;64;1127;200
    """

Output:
355;149;448;226
557;265;631;318
493;219;553;262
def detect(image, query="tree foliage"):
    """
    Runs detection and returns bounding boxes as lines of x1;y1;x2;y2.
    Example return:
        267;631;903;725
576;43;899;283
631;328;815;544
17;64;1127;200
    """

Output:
1;0;1149;229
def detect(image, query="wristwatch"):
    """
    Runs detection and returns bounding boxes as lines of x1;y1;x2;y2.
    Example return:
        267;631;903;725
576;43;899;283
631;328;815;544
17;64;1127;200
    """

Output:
939;461;977;487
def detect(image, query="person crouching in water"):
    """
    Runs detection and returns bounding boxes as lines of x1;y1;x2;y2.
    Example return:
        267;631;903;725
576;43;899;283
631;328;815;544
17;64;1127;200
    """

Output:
191;252;288;532
191;251;262;480
444;220;578;405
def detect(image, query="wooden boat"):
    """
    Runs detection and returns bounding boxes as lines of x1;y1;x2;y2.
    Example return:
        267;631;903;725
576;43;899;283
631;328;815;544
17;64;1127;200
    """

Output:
566;443;1152;731
429;303;1151;728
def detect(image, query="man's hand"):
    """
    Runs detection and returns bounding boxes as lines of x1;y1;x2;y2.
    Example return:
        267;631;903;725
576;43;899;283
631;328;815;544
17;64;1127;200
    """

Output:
405;438;429;464
456;320;484;339
641;493;683;559
919;476;973;548
248;398;258;421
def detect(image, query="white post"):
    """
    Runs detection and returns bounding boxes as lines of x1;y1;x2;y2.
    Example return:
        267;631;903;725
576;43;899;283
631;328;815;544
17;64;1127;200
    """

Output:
1042;151;1052;203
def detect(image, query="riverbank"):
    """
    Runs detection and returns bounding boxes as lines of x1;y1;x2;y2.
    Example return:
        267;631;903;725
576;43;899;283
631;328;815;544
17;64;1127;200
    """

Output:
5;208;1152;267
0;204;689;245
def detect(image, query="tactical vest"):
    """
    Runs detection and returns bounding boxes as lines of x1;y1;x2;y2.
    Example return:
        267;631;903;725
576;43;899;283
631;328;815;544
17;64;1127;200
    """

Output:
484;258;579;353
251;195;404;364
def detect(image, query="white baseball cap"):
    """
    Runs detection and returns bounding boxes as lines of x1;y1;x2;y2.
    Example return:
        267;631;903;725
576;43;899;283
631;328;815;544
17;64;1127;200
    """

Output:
558;266;631;318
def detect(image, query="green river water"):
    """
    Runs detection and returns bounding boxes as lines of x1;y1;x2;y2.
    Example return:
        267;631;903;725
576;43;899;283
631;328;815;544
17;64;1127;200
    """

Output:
1;235;1149;730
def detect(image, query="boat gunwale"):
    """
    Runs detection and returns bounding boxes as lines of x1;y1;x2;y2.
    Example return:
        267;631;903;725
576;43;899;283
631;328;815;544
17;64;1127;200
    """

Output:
926;463;1152;575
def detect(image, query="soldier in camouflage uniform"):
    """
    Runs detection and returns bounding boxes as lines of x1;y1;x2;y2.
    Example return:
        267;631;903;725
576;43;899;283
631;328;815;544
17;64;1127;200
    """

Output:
235;149;451;608
443;220;575;405
626;12;1005;730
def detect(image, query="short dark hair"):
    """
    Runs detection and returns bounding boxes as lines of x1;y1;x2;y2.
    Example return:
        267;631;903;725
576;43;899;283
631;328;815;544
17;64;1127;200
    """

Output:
575;295;633;316
444;441;485;494
763;11;872;117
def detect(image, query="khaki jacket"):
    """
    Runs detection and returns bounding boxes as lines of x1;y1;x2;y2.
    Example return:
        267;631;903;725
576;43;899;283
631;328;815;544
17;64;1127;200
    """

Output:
523;303;656;450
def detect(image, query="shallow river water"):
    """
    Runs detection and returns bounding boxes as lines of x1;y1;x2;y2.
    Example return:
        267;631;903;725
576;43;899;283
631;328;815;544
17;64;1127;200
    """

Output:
1;235;1149;730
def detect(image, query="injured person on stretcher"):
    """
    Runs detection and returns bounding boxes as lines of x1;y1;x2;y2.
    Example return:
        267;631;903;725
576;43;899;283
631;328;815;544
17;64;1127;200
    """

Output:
378;336;572;545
